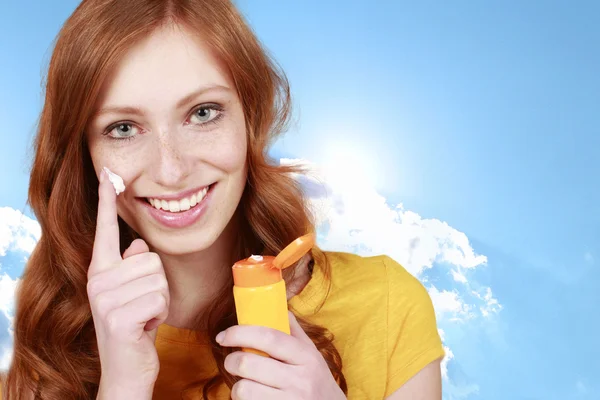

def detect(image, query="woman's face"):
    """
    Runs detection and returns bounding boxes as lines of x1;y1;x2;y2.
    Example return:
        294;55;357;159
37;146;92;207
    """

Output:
86;24;247;256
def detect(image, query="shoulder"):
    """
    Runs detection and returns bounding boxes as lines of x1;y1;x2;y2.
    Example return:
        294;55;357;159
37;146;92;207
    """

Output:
310;250;438;329
322;251;429;302
294;248;439;328
323;250;438;329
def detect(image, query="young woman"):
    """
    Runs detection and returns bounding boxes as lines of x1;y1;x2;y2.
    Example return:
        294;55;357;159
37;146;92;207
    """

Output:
1;0;444;399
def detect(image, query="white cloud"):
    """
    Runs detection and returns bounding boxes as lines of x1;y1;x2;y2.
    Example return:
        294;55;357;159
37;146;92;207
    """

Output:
0;206;39;372
0;273;19;324
584;252;593;265
429;287;473;321
0;344;13;371
0;274;19;371
441;345;453;380
472;287;502;317
0;273;19;372
451;268;468;284
0;207;41;257
438;329;453;380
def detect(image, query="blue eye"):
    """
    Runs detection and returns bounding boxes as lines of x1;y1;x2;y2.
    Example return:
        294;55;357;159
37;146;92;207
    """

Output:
193;107;214;122
189;104;225;127
105;122;139;140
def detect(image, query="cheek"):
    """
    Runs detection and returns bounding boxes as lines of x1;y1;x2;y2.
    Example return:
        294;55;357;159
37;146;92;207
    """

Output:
201;129;247;174
87;139;141;184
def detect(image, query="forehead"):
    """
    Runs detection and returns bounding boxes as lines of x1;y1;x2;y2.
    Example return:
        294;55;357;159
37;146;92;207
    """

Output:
97;24;233;108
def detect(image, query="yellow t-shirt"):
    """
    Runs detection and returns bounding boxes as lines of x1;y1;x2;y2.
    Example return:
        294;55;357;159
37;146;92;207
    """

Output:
152;250;445;399
0;250;444;399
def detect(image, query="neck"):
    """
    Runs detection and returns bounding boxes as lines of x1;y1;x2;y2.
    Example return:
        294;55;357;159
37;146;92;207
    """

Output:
155;221;239;330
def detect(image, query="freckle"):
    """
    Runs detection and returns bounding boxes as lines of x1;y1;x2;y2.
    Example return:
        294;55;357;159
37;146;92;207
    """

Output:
162;141;183;161
97;147;121;164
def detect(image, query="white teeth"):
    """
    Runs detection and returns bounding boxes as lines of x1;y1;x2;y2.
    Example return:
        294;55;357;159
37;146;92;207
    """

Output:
147;185;211;213
180;198;191;211
168;200;180;212
198;187;208;203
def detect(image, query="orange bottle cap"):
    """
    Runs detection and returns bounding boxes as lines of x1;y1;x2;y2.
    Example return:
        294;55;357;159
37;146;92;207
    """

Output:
273;233;316;270
232;233;316;288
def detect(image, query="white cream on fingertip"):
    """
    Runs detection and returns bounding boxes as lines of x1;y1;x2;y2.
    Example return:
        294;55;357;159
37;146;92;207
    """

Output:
103;167;126;195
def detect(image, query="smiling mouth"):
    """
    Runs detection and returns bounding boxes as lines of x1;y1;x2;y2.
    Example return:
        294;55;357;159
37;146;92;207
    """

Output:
145;184;213;213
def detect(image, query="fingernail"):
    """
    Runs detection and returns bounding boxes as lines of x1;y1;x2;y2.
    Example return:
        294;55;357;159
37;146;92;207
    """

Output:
216;331;226;344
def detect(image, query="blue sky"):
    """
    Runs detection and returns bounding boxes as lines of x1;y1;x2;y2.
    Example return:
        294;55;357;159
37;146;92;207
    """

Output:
1;1;598;399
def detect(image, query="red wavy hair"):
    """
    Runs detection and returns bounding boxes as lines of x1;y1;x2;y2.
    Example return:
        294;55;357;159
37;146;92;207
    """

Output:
1;0;347;398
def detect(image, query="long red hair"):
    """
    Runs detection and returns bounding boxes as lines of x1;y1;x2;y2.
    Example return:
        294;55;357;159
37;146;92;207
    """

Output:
1;0;346;398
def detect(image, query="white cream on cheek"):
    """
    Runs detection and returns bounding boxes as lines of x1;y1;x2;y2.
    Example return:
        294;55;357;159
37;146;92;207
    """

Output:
103;167;126;195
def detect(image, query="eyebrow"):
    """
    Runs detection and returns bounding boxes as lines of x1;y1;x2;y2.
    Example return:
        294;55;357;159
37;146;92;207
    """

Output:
93;84;233;118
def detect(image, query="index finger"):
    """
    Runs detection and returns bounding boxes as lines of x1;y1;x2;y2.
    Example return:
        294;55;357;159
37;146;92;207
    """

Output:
218;325;307;364
90;167;122;271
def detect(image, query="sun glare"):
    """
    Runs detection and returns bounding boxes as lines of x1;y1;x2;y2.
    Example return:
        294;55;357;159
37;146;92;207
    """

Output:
320;141;385;190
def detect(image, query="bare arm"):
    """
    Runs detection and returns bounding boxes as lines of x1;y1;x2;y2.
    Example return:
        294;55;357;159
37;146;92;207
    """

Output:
385;359;442;400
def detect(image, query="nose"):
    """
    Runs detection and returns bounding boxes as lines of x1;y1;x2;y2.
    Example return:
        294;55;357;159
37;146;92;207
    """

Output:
147;129;192;188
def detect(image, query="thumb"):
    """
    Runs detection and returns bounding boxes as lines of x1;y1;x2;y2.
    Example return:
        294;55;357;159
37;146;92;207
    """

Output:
122;238;150;259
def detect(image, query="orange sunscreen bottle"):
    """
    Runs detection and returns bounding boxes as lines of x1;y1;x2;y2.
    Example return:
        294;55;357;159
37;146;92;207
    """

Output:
232;233;316;356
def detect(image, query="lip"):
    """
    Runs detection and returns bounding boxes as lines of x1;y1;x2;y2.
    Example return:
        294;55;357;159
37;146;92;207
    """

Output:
139;183;216;229
142;184;212;201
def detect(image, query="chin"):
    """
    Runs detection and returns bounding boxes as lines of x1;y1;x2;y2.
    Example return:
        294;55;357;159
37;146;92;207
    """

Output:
148;233;220;256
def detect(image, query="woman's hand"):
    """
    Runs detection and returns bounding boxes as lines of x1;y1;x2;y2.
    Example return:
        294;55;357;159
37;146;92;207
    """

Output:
88;168;170;399
218;312;346;400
